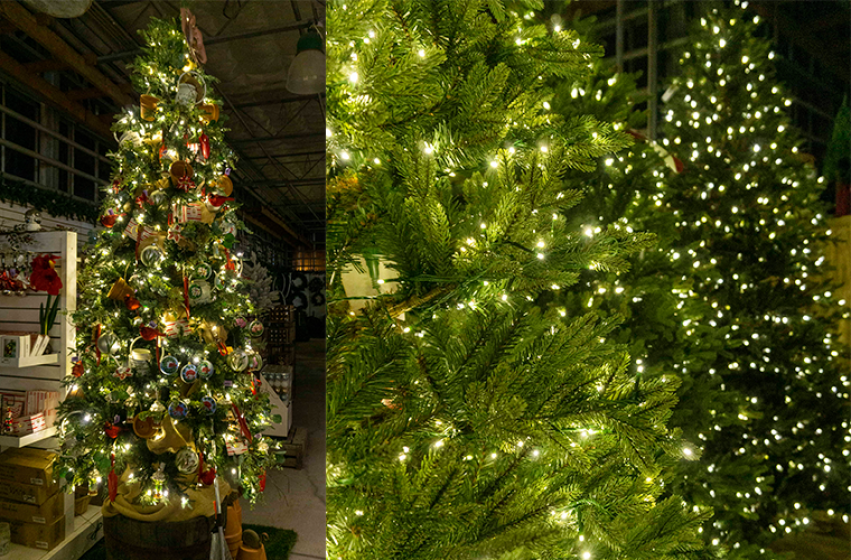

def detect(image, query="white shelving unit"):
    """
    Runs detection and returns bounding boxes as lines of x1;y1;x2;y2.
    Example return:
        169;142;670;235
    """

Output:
0;231;102;560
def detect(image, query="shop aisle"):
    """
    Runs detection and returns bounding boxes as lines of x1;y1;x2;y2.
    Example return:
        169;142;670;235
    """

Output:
242;338;326;560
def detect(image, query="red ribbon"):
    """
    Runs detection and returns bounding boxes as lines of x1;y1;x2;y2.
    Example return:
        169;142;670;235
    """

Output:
183;275;191;318
94;324;102;364
231;403;253;443
108;453;118;503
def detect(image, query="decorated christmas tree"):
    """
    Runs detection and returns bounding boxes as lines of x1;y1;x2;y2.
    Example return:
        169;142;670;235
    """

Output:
554;3;850;557
326;1;710;558
55;17;277;520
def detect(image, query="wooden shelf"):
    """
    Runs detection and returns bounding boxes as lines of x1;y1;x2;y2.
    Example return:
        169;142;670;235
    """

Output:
0;353;59;368
7;504;103;560
0;426;57;447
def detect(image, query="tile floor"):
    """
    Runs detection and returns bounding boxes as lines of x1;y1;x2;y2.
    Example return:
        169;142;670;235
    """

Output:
241;338;326;560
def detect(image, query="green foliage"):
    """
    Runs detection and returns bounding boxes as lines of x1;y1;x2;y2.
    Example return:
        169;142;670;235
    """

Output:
328;1;710;558
55;17;275;508
0;174;98;223
554;2;850;558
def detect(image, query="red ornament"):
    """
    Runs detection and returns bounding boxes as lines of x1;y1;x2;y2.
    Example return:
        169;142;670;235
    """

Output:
207;194;234;211
111;179;122;194
258;470;267;492
672;156;685;174
101;213;118;228
199;134;210;160
199;466;216;486
176;175;196;193
139;324;162;341
159;143;167;160
72;361;84;378
125;296;141;311
104;422;122;439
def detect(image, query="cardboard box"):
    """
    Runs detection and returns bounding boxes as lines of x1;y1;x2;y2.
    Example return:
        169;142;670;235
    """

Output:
9;515;65;551
0;479;56;506
0;492;64;525
10;409;56;436
0;448;58;488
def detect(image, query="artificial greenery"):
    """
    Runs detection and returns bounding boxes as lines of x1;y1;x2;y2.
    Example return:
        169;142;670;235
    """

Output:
554;3;850;558
55;17;276;512
0;173;98;223
326;1;711;559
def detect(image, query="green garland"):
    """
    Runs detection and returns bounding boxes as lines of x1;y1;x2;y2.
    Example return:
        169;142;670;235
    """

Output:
0;173;99;223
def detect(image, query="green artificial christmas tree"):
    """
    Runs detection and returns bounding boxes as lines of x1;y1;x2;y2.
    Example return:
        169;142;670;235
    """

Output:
625;3;848;557
56;17;277;519
327;1;710;559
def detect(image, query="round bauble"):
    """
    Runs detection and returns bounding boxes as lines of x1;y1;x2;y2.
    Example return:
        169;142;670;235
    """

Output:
160;355;179;376
139;245;163;267
198;360;214;380
167;400;188;420
194;262;213;280
175;447;199;474
96;332;121;356
248;352;263;371
200;396;217;415
248;320;264;338
180;363;199;384
227;349;249;373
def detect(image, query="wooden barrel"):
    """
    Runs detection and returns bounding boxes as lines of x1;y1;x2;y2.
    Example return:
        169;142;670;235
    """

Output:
103;514;214;560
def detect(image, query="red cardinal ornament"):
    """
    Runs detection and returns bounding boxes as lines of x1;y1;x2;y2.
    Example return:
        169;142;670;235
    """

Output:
104;422;122;439
72;361;84;378
199;134;210;160
125;295;141;311
139;324;162;341
101;212;119;228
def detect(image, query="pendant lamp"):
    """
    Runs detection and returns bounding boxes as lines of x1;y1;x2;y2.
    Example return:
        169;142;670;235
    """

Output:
287;28;325;95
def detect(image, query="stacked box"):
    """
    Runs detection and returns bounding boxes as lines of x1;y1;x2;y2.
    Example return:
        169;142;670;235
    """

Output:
0;449;64;550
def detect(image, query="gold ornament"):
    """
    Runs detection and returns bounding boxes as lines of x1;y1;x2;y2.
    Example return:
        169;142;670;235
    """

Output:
107;278;134;300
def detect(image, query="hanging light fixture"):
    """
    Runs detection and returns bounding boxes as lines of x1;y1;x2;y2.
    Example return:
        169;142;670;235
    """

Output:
287;26;325;95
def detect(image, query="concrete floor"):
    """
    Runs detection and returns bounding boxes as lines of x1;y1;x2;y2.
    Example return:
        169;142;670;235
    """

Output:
241;339;326;560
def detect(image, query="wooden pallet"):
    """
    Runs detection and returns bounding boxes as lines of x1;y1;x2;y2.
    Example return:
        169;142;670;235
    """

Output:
276;426;308;469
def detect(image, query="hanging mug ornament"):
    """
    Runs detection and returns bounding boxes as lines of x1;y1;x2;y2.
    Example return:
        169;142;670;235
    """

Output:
175;446;200;474
140;94;160;121
200;396;217;415
248;319;264;337
227;349;249;373
160;355;180;375
180;363;199;383
198;359;214;380
132;414;161;439
130;348;152;375
168;400;188;420
176;71;206;107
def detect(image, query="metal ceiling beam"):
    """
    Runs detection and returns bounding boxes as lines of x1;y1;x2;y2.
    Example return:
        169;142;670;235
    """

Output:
0;1;133;107
0;50;113;138
242;149;325;160
98;18;315;63
230;132;324;146
232;93;324;110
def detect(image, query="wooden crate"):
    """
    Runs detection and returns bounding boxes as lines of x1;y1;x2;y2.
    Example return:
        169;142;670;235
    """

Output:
277;426;308;469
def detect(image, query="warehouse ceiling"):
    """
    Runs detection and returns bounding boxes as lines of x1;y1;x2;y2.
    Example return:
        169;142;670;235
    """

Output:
0;0;325;248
